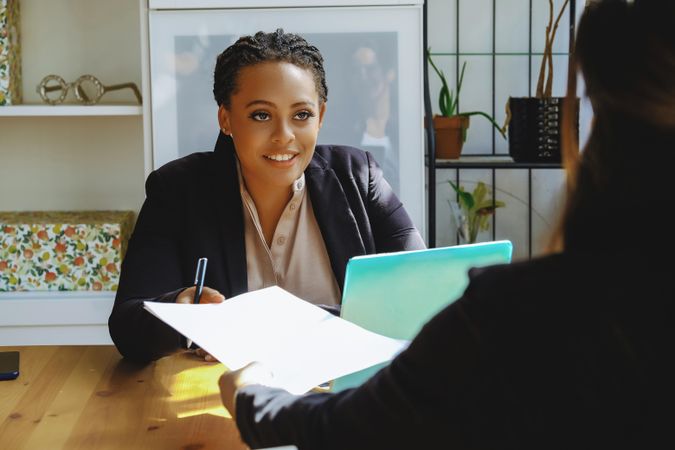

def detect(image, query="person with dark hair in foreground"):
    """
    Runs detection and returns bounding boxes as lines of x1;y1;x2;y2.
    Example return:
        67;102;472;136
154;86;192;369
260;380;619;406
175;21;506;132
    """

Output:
219;2;675;448
108;29;424;363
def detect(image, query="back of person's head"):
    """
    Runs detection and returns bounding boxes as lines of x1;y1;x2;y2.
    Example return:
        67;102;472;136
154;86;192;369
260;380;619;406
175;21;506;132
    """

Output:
213;28;328;109
559;0;675;253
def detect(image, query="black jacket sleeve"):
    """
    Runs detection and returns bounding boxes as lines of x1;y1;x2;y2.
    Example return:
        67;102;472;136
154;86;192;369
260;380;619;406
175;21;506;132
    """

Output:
364;151;426;253
108;169;189;363
234;255;675;450
234;295;479;450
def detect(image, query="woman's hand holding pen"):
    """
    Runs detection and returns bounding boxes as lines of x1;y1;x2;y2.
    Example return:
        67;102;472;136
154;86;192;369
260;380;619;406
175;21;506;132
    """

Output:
176;286;224;361
176;285;224;305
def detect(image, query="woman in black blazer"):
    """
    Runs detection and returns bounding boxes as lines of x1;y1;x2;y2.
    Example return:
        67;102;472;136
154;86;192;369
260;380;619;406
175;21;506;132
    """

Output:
108;30;425;363
219;2;675;449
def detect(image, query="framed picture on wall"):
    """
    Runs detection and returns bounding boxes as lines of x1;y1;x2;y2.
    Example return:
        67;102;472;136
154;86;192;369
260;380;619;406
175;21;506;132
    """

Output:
148;1;425;235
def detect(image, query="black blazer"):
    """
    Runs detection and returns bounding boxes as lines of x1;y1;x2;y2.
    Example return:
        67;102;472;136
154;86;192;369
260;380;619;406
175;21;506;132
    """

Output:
234;250;675;450
109;133;425;362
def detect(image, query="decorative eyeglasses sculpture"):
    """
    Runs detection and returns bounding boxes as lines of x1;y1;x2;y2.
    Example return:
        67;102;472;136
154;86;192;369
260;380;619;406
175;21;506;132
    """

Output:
37;74;142;105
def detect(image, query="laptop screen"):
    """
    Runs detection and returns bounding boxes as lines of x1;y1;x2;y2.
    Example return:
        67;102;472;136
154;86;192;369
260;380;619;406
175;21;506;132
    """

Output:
331;240;512;392
340;240;513;340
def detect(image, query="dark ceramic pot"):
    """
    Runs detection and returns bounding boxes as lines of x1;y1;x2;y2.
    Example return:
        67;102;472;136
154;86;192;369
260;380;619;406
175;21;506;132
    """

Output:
508;97;579;163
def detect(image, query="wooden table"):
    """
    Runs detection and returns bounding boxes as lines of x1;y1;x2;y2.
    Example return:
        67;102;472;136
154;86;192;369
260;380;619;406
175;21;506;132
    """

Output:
0;346;248;450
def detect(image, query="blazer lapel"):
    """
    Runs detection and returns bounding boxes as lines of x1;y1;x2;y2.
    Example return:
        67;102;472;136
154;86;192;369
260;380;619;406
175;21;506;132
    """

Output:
306;155;366;290
210;133;248;297
208;136;366;295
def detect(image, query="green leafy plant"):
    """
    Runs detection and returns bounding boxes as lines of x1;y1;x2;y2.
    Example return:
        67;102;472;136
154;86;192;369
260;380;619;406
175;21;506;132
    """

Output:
427;50;506;141
448;180;505;244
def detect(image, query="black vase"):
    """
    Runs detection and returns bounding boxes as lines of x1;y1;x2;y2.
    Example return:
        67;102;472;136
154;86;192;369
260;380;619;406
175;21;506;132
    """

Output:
508;97;579;163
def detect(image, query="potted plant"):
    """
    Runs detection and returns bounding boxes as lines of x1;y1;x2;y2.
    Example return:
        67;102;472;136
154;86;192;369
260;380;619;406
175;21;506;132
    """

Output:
427;51;505;159
507;0;579;163
448;180;505;244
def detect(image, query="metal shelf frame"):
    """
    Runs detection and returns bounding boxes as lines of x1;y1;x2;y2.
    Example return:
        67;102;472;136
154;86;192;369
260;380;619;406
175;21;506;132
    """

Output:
435;158;562;258
423;0;576;253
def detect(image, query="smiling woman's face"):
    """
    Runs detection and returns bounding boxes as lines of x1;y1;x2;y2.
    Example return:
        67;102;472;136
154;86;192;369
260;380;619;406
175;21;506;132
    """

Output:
218;61;326;193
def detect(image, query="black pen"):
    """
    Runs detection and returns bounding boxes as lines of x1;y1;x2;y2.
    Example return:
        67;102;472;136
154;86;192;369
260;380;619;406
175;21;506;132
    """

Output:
193;257;208;304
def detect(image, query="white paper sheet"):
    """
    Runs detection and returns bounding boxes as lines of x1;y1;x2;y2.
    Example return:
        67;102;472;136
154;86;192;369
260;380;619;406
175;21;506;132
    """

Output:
144;286;409;394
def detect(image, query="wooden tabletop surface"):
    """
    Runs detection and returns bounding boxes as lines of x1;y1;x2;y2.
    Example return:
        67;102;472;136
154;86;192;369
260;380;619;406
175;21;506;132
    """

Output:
0;346;248;450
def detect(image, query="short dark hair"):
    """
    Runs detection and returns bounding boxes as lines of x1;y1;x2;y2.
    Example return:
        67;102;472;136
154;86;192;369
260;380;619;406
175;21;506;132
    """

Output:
213;29;328;108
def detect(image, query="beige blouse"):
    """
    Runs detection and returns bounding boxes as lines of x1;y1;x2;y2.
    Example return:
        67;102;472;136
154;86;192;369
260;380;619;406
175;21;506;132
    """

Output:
237;164;341;306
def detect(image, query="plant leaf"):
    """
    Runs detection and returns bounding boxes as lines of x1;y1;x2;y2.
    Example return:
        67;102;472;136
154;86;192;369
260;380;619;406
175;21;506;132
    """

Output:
439;85;449;116
478;214;491;231
475;200;505;212
448;180;474;210
475;204;504;216
427;49;454;117
447;89;455;117
458;111;507;139
438;73;451;117
473;182;488;207
453;61;467;114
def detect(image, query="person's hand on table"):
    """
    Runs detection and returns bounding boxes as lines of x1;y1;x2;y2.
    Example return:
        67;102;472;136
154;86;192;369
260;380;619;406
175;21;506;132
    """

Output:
176;286;225;361
219;362;275;417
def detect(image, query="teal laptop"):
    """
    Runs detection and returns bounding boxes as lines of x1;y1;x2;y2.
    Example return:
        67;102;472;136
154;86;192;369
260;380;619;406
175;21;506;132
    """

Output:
330;240;513;392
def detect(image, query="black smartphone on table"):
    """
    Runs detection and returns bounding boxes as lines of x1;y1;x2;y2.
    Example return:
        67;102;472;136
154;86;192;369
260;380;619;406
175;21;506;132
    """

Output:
0;351;20;380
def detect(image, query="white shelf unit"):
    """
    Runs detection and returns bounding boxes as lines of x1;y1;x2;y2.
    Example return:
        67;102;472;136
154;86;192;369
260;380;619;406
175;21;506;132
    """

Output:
0;104;143;117
0;292;115;345
0;0;148;345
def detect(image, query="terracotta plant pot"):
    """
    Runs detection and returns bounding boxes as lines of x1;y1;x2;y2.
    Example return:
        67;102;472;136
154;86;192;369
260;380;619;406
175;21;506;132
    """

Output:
432;115;470;160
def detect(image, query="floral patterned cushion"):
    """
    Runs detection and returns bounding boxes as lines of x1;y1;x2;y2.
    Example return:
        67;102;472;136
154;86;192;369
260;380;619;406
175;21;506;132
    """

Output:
0;211;134;292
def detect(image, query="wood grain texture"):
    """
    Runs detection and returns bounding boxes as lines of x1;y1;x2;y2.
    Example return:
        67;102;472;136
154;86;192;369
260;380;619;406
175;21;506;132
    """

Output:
0;346;248;450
